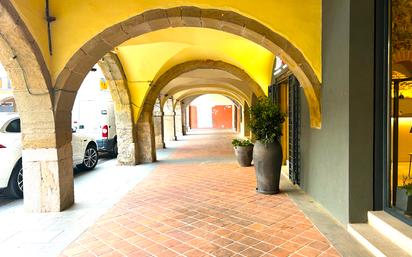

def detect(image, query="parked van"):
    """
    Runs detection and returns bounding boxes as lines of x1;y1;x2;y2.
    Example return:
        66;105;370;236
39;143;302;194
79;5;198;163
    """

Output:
72;66;117;157
96;98;117;156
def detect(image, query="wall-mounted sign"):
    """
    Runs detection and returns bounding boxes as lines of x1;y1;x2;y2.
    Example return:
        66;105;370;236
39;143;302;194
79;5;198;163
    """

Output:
100;78;108;90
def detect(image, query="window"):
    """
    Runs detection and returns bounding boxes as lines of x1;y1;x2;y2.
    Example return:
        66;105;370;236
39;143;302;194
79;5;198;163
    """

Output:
6;118;21;133
379;0;412;224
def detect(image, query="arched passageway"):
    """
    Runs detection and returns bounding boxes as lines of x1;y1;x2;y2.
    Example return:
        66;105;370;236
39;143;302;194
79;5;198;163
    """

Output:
137;60;261;161
2;3;322;212
153;92;249;150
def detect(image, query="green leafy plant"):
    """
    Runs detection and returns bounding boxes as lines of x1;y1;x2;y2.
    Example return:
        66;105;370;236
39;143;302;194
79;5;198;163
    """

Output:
249;97;286;144
400;183;412;196
232;138;253;147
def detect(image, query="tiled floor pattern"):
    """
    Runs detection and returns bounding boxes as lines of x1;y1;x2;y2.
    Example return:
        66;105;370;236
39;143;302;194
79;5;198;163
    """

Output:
60;130;341;257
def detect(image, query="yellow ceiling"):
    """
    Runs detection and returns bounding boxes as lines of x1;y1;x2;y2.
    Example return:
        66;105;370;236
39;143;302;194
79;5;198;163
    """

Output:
10;0;321;83
117;27;274;92
9;0;321;124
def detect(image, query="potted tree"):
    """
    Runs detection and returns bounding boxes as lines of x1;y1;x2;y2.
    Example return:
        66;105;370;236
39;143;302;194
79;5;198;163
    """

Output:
249;97;286;194
232;138;254;167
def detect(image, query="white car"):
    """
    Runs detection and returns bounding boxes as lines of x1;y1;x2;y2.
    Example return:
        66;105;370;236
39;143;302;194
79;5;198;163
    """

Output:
0;113;99;198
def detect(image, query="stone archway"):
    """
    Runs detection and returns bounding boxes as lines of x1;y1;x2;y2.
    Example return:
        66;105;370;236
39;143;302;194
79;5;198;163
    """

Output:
54;6;322;129
0;1;74;212
145;60;263;115
178;94;244;135
137;60;259;161
392;50;412;77
98;53;139;165
177;93;249;137
159;89;249;146
180;95;199;135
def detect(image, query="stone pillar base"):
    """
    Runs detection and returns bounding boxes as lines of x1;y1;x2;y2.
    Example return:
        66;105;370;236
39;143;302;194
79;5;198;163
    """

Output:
153;115;165;149
242;103;251;138
117;142;139;165
137;120;156;163
175;114;183;138
116;126;139;165
22;144;74;212
164;114;177;141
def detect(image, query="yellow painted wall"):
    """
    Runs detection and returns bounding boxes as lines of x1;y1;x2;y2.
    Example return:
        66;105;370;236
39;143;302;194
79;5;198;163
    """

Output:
10;0;321;84
395;118;412;162
11;0;50;67
117;42;187;119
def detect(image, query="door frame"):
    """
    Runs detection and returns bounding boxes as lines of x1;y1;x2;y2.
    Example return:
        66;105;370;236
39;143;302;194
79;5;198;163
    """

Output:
374;0;412;226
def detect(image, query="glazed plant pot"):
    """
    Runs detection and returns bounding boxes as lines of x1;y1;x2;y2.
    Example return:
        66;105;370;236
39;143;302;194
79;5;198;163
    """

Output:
234;145;253;167
253;140;283;194
396;188;412;215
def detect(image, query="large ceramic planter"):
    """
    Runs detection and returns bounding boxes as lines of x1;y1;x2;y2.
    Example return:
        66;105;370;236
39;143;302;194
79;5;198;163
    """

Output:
253;140;283;194
234;145;253;167
396;188;412;215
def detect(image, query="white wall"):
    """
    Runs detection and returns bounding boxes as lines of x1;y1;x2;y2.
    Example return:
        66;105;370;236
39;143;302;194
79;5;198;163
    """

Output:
190;94;234;128
0;63;11;91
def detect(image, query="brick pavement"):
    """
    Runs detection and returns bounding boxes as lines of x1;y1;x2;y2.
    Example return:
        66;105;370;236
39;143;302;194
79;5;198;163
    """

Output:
60;129;341;257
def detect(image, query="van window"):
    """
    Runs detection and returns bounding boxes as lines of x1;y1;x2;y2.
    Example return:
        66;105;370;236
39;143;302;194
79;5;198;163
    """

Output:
6;118;21;133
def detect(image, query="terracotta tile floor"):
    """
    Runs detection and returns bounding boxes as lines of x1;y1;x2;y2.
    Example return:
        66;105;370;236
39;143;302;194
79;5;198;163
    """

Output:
60;129;341;257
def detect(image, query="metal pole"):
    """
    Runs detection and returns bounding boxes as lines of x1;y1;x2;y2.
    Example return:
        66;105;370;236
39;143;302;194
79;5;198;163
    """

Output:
45;0;56;56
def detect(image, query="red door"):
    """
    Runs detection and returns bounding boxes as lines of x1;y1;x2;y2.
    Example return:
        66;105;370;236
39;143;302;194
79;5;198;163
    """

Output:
189;106;198;129
212;105;232;129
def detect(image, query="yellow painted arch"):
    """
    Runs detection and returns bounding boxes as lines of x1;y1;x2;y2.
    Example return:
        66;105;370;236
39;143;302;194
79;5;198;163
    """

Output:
142;60;265;117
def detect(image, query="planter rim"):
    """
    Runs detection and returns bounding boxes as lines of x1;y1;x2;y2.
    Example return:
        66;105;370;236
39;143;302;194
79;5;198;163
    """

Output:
233;145;254;148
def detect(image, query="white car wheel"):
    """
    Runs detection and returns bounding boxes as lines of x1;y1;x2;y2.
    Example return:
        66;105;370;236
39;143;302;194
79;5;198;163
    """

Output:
6;160;23;198
78;144;98;171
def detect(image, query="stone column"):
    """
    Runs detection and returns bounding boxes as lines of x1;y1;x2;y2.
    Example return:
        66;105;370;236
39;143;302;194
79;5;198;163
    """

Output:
136;111;156;163
20;96;74;212
181;104;187;135
153;111;165;149
0;3;75;212
175;102;183;138
115;109;139;165
98;53;138;165
236;105;241;133
233;105;238;132
241;102;251;138
163;98;177;141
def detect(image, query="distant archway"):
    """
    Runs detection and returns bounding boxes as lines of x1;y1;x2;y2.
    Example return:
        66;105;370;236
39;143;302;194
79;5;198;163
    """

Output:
142;60;263;118
392;50;412;77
